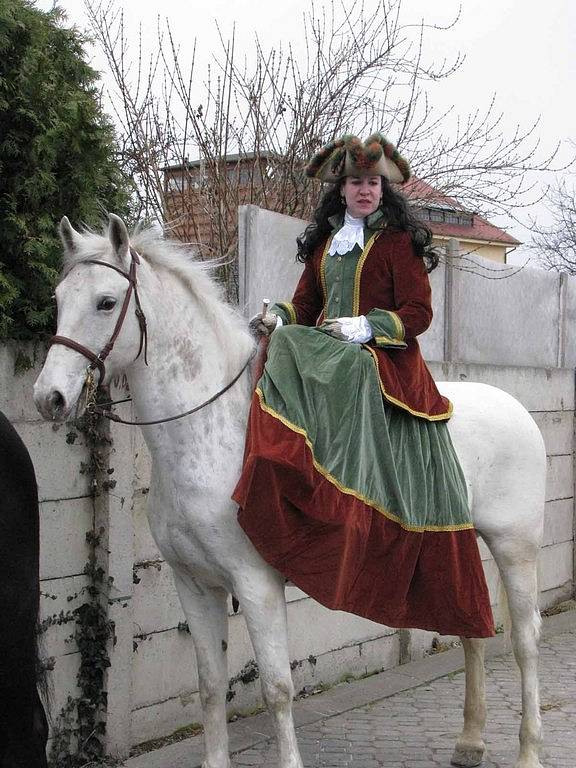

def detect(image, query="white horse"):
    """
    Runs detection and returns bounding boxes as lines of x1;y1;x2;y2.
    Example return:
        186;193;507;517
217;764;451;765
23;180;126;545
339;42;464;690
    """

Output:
34;215;546;768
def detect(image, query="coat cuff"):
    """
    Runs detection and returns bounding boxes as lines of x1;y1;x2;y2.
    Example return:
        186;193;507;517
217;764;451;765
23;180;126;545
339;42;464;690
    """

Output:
271;302;297;325
366;309;407;349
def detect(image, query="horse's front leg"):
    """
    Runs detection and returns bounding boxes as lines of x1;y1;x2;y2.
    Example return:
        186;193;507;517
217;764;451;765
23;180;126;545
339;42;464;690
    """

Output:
451;638;486;767
236;568;303;768
172;567;231;768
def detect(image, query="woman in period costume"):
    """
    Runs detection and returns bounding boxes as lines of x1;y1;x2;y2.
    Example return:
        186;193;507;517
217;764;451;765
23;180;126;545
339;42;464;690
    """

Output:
233;134;494;638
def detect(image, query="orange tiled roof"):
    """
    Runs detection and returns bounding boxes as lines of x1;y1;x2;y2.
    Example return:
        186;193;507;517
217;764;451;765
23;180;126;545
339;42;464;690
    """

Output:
403;177;521;247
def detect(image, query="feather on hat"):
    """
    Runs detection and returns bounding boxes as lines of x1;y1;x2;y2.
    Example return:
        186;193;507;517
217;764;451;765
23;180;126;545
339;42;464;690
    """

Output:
305;133;410;184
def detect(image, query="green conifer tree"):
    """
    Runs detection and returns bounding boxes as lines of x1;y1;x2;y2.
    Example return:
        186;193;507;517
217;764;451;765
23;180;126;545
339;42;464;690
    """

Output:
0;0;129;341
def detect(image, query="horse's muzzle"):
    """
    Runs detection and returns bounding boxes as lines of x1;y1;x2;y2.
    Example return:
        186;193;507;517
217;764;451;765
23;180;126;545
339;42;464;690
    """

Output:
33;385;72;422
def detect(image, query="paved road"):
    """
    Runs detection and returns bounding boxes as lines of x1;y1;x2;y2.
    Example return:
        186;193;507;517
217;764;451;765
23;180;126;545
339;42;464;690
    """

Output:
125;610;575;768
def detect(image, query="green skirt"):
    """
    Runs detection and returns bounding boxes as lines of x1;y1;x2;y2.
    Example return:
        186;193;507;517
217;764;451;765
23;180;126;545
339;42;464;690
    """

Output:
234;325;494;637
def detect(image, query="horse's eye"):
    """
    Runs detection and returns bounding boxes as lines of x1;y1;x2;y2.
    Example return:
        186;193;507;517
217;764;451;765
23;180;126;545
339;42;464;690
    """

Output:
97;297;117;311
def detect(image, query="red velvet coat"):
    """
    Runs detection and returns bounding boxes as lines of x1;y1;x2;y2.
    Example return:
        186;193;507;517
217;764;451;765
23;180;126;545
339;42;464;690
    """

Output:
274;229;451;420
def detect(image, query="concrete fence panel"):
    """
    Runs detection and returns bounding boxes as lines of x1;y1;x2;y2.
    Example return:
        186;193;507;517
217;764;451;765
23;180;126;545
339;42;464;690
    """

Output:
562;273;576;368
419;260;445;361
0;343;44;420
238;205;307;317
450;255;561;368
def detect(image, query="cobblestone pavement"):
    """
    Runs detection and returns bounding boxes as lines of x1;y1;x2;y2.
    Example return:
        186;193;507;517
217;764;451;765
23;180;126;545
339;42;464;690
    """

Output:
230;629;576;768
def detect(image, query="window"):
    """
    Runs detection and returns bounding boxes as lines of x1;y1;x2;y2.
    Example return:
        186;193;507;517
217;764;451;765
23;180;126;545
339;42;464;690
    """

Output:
166;173;184;193
166;171;204;193
416;206;474;227
226;164;264;186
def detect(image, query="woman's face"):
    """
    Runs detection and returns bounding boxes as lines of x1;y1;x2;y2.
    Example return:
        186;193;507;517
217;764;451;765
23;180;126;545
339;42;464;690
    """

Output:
341;175;382;218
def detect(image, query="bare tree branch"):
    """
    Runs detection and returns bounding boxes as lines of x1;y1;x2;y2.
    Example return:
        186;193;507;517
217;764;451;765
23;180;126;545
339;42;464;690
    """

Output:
530;178;576;273
84;0;566;297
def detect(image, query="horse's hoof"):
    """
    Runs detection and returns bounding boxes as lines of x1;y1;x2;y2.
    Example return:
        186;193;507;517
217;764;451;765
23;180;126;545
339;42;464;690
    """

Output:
451;744;485;767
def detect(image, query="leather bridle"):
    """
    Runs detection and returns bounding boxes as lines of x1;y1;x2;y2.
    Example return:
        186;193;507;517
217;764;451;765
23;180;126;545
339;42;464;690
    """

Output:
49;247;255;426
49;247;148;384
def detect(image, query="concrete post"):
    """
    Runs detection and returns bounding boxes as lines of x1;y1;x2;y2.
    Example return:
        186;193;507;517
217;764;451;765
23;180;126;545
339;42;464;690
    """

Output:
443;238;459;363
94;403;136;758
573;388;576;601
238;204;257;312
558;272;568;369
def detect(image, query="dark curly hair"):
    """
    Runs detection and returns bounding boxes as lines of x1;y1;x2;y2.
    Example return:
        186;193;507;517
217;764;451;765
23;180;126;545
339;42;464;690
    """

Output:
296;176;439;272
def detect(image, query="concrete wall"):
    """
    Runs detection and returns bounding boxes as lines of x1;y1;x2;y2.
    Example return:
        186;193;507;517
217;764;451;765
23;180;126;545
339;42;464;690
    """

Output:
1;204;574;757
447;254;562;368
238;205;308;318
238;205;575;370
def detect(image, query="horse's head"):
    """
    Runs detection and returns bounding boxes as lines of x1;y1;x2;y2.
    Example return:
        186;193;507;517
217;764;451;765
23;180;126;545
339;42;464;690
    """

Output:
34;214;146;421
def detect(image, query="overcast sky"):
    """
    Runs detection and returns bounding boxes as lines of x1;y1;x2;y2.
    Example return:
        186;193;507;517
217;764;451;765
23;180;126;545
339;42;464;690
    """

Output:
38;0;576;264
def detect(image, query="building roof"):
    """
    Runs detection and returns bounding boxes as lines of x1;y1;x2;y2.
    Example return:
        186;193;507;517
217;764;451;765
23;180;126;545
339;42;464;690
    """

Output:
403;177;521;247
163;155;521;248
163;151;278;173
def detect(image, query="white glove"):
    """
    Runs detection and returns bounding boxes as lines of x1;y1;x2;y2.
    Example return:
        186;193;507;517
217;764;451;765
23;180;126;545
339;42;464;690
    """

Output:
249;312;282;337
320;315;373;343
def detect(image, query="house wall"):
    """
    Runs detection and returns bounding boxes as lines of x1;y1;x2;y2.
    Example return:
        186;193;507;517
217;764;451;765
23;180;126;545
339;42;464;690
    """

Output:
432;236;508;263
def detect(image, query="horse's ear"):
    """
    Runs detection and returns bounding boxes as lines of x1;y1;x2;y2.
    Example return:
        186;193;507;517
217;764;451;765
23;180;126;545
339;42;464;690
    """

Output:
108;214;130;263
59;216;80;255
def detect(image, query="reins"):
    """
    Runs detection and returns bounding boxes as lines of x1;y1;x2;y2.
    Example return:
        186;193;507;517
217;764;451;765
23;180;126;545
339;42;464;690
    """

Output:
50;247;256;427
85;349;255;426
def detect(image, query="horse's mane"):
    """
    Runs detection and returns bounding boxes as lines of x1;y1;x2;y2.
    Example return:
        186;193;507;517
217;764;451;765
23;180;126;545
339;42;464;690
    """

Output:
62;225;248;338
132;227;234;317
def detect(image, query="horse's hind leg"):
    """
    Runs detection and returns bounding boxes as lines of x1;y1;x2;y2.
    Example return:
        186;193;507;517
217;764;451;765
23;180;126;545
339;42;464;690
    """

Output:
237;568;303;768
451;638;487;767
173;568;231;768
489;537;543;768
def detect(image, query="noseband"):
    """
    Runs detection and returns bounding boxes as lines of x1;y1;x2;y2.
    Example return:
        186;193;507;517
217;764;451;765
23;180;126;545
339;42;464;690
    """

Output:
49;247;148;384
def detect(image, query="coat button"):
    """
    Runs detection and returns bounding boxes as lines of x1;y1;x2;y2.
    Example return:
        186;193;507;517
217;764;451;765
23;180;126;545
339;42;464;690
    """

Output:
337;256;342;262
335;297;340;303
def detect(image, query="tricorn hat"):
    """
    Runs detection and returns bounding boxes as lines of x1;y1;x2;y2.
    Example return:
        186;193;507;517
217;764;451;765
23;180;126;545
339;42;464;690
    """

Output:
305;133;410;184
